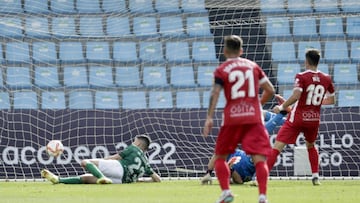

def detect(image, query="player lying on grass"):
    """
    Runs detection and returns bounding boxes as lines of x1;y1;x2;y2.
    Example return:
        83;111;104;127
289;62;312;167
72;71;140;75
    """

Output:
201;95;290;185
41;134;161;184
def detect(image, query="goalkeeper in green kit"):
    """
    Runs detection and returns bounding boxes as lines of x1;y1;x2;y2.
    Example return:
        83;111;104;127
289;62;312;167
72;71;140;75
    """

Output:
41;134;161;184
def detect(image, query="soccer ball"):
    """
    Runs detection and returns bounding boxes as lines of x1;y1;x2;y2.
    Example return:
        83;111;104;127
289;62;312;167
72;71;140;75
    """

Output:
46;140;64;157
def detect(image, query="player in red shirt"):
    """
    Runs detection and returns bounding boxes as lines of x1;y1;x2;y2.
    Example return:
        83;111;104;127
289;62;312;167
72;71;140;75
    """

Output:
267;49;335;185
203;35;275;203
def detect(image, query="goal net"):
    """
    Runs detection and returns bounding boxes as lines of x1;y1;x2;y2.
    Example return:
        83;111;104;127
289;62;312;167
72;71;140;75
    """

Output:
0;0;359;180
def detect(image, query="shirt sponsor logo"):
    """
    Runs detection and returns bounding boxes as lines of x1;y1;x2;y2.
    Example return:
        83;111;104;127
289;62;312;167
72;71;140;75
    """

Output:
230;102;255;117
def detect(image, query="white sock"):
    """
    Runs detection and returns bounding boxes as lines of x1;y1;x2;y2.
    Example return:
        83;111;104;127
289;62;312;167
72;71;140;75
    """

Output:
259;194;266;201
312;173;319;178
222;189;231;195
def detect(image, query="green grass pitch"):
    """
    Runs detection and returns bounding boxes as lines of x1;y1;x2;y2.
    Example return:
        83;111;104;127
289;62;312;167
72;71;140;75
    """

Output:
1;179;359;203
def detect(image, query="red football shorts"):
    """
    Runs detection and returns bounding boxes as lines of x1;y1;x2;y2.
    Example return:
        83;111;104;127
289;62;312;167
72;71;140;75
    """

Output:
215;123;271;157
276;121;320;144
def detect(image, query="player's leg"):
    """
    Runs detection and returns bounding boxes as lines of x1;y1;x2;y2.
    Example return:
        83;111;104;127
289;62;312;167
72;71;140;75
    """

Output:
41;169;59;184
264;111;286;134
304;127;321;185
201;155;215;185
80;159;112;184
41;169;95;184
252;154;269;203
214;154;234;203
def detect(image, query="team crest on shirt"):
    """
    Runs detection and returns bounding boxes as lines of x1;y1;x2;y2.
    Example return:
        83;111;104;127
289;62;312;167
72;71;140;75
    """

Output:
230;102;255;117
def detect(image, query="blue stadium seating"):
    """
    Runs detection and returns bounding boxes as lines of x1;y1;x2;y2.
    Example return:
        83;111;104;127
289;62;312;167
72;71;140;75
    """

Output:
333;64;359;85
115;66;142;87
79;17;105;37
292;17;318;39
0;0;23;14
58;42;85;64
68;90;93;109
282;89;293;100
0;17;23;39
32;41;58;64
95;91;119;109
139;42;165;64
6;67;32;89
89;66;114;88
297;41;321;61
113;42;139;64
186;16;212;37
192;41;217;63
319;17;344;39
166;42;191;64
202;91;226;108
148;91;173;108
24;0;50;14
265;17;291;39
34;67;61;88
350;41;360;63
25;17;51;38
106;17;131;37
155;0;181;13
51;17;77;38
63;66;89;88
0;69;3;88
122;91;147;109
317;64;330;75
259;0;286;14
337;89;360;107
50;0;76;14
314;0;339;13
41;91;66;109
129;0;155;13
170;66;196;87
133;17;159;38
6;42;31;64
13;91;38;109
341;0;360;13
86;41;111;64
182;0;207;13
76;0;102;13
176;91;201;108
276;63;301;85
197;65;216;87
271;41;297;62
346;16;360;38
0;92;10;109
324;41;349;63
159;16;187;38
0;45;4;64
287;0;312;13
102;0;127;13
143;66;168;87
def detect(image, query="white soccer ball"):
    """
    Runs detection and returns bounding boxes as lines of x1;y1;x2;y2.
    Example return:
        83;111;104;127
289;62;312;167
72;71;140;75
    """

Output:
46;140;64;157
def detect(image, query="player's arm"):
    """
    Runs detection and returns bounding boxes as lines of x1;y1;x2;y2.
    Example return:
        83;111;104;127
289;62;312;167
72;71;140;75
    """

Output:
203;79;222;137
322;92;335;105
104;153;122;160
231;171;244;184
274;88;301;113
150;172;161;182
259;77;275;105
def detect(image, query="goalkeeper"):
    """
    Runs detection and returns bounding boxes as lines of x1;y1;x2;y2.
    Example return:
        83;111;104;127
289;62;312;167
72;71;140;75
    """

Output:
41;134;161;184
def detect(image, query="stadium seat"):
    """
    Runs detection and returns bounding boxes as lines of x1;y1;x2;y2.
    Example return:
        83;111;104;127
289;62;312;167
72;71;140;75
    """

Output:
350;41;360;63
95;91;119;109
155;0;181;13
276;63;301;85
292;17;318;39
129;0;155;13
166;42;191;64
287;0;312;13
0;17;23;39
170;66;196;87
13;91;38;109
0;0;23;14
139;42;165;64
317;64;330;75
0;92;10;109
265;17;291;39
76;0;102;13
112;42;139;64
192;41;218;63
50;0;77;14
106;17;131;37
41;91;66;109
0;69;4;88
24;0;50;14
313;0;339;13
34;66;61;88
186;16;212;37
89;66;114;88
197;65;216;87
6;42;31;64
85;41;111;64
102;0;127;13
341;0;360;13
319;17;344;39
271;41;297;62
25;17;51;38
122;91;147;109
282;89;293;100
115;66;141;87
143;66;168;87
346;16;360;38
68;90;93;109
32;41;58;64
333;64;359;85
259;0;286;14
0;45;4;64
297;41;321;61
63;66;88;88
182;0;207;13
133;17;159;38
148;91;173;109
51;17;78;38
58;42;85;64
337;89;360;107
159;16;187;38
202;91;225;108
6;67;32;89
79;17;105;37
176;91;201;108
324;41;349;63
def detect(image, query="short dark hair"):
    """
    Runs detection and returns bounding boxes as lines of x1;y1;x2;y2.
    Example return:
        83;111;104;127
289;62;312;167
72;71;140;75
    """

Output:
224;35;243;54
136;134;151;150
305;49;321;66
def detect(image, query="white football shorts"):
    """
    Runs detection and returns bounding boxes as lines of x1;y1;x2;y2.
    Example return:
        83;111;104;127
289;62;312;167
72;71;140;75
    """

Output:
98;159;124;184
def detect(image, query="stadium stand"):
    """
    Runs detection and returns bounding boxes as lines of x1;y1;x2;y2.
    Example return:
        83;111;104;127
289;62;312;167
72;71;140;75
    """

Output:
63;66;89;88
0;0;23;14
41;91;66;109
287;0;312;13
68;90;93;109
113;41;139;64
338;90;360;107
51;17;78;38
76;0;102;14
50;0;77;14
102;0;127;13
143;66;168;87
0;92;10;109
155;0;182;14
159;16;187;38
13;91;38;109
32;41;58;64
89;66;114;88
115;66;142;87
176;91;201;108
129;0;155;13
122;91;147;109
0;17;23;39
149;91;173;109
6;42;31;64
6;67;32;89
34;66;61;88
95;91;119;109
170;66;196;87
